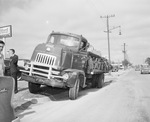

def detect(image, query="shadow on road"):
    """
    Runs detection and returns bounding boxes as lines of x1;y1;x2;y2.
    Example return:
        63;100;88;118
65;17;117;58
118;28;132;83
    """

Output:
39;86;69;101
15;99;37;116
39;86;99;101
37;79;116;101
18;111;35;120
79;79;116;98
103;80;115;87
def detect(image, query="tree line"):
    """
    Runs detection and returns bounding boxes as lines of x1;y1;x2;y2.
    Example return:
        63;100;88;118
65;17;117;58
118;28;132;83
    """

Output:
145;57;150;65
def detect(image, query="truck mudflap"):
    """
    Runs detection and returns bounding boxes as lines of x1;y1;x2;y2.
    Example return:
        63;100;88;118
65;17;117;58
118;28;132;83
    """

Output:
21;73;65;88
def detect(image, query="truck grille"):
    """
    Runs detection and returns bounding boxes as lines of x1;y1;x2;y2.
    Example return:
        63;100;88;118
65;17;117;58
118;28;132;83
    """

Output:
35;53;56;66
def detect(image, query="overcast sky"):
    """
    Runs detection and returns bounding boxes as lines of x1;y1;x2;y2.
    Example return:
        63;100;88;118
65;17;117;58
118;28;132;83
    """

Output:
0;0;150;64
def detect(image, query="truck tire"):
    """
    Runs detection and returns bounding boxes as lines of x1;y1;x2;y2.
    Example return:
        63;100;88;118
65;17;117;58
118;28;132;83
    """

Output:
28;82;41;93
91;75;97;88
69;77;80;100
97;73;104;88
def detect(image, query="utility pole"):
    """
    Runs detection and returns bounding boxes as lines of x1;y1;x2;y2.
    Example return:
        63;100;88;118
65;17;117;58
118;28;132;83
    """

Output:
100;15;115;64
122;43;127;70
122;43;126;61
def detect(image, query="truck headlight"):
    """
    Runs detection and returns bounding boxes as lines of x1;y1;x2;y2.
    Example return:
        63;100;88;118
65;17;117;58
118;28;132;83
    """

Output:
24;64;29;70
46;47;51;51
62;73;69;80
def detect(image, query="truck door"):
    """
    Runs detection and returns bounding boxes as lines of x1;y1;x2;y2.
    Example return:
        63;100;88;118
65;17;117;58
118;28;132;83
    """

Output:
72;52;87;70
72;40;88;70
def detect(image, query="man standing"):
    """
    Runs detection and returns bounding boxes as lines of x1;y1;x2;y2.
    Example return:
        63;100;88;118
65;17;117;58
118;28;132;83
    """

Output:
9;49;19;93
0;40;5;76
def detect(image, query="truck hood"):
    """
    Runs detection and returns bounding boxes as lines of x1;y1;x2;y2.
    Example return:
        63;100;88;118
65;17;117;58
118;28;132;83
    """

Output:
31;43;63;66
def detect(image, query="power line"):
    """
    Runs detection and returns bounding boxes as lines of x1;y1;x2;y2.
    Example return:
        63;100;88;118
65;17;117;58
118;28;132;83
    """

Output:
85;0;106;25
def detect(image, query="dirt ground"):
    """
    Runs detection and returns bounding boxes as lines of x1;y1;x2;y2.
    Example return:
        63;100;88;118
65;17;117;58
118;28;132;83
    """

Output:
13;69;150;122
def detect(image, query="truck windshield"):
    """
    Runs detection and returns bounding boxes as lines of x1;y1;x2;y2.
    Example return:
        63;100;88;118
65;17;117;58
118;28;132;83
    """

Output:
47;34;79;48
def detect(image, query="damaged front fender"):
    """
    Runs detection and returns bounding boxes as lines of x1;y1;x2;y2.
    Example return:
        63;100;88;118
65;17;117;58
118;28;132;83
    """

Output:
66;72;78;88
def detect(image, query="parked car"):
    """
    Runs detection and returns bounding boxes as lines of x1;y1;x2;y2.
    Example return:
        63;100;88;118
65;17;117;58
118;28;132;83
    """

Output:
140;64;150;74
134;65;140;71
112;65;119;72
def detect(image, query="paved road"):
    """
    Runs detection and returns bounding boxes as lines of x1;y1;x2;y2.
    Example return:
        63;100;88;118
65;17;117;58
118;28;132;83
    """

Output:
16;69;150;122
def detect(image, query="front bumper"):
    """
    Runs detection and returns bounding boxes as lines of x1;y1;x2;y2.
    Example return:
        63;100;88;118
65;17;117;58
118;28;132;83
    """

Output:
21;72;77;88
21;73;65;88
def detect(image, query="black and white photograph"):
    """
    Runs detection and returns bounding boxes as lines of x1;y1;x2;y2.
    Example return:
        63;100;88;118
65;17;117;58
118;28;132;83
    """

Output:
0;0;150;122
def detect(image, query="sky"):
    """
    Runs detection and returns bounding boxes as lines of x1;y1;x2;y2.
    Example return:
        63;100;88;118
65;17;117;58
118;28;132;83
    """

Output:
0;0;150;65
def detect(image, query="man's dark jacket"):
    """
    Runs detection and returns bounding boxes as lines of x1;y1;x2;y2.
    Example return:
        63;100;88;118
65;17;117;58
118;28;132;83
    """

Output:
10;55;18;73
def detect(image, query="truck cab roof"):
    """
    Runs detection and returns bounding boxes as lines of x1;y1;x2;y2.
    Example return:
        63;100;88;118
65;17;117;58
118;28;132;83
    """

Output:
46;31;89;52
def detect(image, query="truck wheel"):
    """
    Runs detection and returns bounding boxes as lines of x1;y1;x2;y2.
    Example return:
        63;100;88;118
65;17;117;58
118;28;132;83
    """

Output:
28;82;41;93
92;75;97;88
69;77;80;100
97;74;104;88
